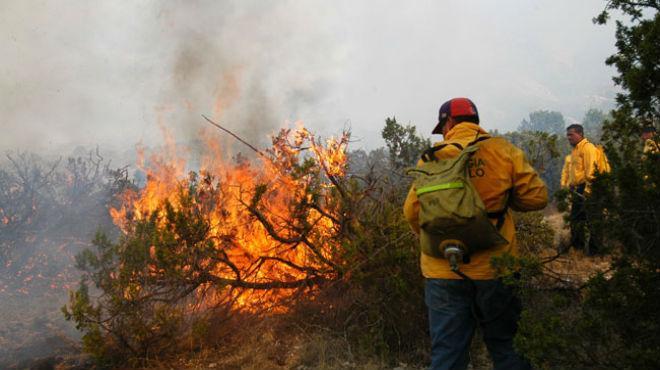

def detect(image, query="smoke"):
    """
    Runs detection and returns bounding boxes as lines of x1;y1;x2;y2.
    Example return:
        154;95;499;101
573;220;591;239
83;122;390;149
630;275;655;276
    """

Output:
1;0;620;155
0;0;344;154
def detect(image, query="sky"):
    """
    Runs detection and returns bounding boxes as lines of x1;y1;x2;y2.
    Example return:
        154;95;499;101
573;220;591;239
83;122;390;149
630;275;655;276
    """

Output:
1;0;620;155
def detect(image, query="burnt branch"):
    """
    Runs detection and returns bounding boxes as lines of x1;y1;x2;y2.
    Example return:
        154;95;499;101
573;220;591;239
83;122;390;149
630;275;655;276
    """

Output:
240;196;341;273
309;201;342;226
203;272;328;290
242;200;309;244
256;256;322;274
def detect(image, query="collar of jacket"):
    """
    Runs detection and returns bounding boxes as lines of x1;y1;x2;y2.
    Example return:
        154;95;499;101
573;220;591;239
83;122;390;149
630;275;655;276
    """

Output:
442;122;489;142
575;137;592;150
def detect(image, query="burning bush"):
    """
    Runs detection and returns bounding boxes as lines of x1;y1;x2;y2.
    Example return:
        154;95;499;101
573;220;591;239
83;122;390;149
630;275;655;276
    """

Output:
60;117;445;367
63;126;361;363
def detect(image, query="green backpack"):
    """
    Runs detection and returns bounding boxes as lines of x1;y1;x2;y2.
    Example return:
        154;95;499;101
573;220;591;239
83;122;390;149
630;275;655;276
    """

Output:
407;137;508;260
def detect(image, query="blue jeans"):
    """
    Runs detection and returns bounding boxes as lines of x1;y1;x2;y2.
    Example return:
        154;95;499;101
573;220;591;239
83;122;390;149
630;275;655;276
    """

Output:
425;278;531;370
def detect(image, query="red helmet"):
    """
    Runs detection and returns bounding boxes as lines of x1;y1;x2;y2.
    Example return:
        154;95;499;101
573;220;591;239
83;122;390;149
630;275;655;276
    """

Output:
432;97;479;134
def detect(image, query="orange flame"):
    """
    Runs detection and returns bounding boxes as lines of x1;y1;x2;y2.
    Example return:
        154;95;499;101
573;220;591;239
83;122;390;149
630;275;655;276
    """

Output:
110;122;350;312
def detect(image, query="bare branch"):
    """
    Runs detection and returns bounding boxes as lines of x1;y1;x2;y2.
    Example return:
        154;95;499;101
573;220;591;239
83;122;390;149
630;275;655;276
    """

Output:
203;272;330;289
202;115;264;157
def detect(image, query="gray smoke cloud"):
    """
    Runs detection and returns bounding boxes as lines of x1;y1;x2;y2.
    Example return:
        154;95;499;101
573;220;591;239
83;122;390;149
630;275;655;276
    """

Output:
1;0;344;155
1;0;619;156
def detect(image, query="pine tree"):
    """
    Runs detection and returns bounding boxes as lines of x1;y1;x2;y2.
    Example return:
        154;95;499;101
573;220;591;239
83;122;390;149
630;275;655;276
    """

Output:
512;2;660;368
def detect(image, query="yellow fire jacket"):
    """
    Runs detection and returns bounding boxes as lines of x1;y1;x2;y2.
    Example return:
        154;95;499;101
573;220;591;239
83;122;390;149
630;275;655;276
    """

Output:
403;122;548;280
569;138;603;187
644;138;659;155
560;155;572;188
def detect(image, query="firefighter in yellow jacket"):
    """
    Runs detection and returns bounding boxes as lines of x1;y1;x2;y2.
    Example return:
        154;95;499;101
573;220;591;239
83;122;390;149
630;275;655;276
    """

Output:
566;124;607;189
565;124;606;255
404;97;547;370
642;126;659;157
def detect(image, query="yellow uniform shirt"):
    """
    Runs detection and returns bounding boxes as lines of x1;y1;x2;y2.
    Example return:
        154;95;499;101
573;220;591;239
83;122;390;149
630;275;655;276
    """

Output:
569;138;601;187
643;138;659;155
403;122;548;280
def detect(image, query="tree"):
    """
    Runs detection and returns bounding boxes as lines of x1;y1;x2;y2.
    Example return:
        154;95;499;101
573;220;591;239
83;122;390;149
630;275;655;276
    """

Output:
517;110;566;135
581;108;608;143
595;0;660;120
381;117;431;169
512;3;660;368
591;0;660;265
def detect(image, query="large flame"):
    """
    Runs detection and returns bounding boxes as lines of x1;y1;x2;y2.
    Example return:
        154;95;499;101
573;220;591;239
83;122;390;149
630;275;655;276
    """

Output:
110;122;349;311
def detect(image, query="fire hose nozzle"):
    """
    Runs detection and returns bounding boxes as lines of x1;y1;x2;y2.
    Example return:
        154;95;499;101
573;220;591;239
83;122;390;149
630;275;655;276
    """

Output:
443;245;464;272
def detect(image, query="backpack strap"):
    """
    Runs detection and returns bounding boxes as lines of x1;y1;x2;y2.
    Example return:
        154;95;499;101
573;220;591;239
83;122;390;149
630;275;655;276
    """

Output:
486;187;512;230
420;142;464;162
421;133;492;162
466;134;491;147
487;208;508;230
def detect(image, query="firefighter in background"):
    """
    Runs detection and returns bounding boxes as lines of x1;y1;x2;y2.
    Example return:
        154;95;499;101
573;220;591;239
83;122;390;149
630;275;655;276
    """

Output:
566;124;609;255
642;126;659;157
640;126;658;187
560;154;572;189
